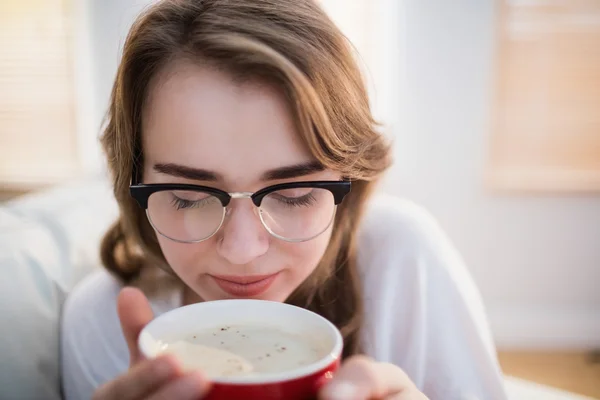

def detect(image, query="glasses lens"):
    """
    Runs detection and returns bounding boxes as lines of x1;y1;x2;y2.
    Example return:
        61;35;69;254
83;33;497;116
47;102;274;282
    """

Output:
147;190;224;242
259;187;336;241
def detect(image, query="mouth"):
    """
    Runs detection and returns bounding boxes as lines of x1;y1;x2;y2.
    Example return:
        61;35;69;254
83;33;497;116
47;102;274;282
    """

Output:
209;272;280;297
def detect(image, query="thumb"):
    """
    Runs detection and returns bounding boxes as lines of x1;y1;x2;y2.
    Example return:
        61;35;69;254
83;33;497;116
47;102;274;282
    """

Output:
117;286;154;366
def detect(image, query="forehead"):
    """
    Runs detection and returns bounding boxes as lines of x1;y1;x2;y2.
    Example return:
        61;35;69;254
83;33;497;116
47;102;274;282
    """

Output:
141;60;313;185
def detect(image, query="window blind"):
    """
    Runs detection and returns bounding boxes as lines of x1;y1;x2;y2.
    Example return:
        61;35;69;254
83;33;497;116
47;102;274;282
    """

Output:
489;0;600;192
0;0;79;191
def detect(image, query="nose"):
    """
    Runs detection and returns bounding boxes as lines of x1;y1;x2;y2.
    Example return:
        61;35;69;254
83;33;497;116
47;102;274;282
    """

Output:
216;200;269;265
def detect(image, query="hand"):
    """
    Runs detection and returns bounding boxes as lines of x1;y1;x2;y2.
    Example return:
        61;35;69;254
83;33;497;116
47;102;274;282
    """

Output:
318;355;429;400
92;287;211;400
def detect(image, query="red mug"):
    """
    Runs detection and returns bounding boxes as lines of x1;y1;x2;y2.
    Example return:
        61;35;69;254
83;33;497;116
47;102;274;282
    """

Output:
139;299;343;400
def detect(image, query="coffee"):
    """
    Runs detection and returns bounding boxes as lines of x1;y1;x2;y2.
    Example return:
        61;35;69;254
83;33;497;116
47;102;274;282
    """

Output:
154;324;328;378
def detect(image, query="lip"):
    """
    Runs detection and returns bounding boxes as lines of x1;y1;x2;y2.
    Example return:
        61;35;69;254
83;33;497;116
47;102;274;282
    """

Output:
210;273;279;297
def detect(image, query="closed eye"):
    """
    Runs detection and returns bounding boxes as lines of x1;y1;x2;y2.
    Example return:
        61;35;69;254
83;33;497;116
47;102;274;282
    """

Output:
271;192;317;207
169;192;216;210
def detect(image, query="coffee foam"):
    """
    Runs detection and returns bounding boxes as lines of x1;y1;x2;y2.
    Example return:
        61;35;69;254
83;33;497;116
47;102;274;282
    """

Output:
153;324;327;378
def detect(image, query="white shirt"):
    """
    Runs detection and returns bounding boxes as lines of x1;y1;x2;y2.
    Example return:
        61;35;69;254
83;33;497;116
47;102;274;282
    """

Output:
61;195;508;399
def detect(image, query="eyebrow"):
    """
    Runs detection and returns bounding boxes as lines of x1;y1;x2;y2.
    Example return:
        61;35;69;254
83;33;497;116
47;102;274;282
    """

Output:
153;163;221;181
153;161;325;182
261;161;325;181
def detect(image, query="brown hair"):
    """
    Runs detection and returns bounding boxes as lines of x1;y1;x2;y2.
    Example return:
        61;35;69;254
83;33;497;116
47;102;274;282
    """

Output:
100;0;391;358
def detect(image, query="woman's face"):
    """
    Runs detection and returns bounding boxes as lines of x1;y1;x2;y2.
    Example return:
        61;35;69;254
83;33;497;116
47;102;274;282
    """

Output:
142;60;339;303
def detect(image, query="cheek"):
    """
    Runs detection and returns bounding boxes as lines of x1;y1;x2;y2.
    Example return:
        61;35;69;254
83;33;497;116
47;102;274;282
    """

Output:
277;226;333;279
157;235;212;278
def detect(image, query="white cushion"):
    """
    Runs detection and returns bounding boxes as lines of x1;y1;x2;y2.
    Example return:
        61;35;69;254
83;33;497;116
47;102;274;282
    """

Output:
0;177;118;399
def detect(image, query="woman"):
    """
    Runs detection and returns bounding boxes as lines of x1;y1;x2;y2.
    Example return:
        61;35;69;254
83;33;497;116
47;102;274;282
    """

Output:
61;0;507;399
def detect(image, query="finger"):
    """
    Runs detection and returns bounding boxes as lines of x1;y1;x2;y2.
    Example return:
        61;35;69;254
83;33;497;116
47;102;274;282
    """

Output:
117;286;154;365
92;354;181;400
319;355;419;400
146;371;211;400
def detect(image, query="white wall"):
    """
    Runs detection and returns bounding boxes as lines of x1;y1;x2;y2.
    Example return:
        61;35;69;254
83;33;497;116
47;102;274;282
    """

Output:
382;0;600;349
74;0;156;174
88;0;159;129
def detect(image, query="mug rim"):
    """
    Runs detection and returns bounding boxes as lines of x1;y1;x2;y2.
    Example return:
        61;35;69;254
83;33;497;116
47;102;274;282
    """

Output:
138;299;343;385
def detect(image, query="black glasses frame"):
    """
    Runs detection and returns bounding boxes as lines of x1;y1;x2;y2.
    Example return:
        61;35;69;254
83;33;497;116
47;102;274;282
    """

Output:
130;180;351;209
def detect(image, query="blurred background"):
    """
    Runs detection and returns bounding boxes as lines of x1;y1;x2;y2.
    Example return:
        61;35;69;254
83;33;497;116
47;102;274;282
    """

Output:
1;0;599;398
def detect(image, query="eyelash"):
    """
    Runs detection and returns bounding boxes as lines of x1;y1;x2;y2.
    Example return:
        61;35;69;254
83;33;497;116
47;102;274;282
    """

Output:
169;191;317;210
170;196;212;210
276;193;316;208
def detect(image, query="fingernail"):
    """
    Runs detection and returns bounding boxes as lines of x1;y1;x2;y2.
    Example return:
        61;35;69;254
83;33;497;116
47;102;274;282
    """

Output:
322;381;359;400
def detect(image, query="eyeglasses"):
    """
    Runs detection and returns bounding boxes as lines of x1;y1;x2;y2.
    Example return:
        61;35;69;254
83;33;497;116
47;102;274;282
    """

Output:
130;181;351;243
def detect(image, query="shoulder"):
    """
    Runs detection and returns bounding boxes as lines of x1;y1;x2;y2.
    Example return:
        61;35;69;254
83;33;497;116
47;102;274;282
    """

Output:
61;269;129;388
62;269;128;362
356;195;477;354
61;268;183;398
357;194;483;313
357;194;464;279
356;194;464;323
359;194;450;251
356;195;506;398
357;194;485;313
62;268;124;336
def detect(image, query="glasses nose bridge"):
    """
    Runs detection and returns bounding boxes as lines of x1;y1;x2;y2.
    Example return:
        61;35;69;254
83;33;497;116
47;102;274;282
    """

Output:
225;191;258;216
229;191;254;200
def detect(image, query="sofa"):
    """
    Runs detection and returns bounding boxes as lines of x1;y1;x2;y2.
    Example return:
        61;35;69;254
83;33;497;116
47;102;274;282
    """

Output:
0;176;594;400
0;177;118;400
